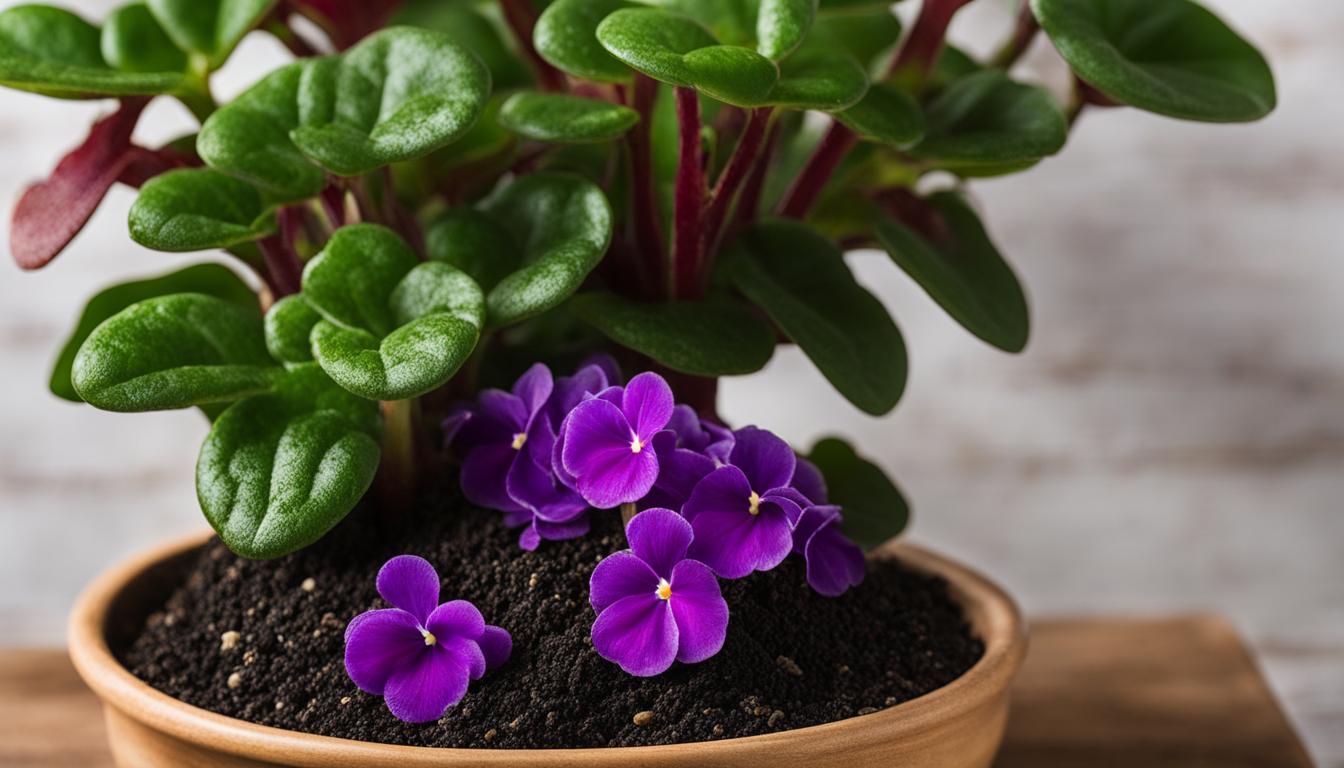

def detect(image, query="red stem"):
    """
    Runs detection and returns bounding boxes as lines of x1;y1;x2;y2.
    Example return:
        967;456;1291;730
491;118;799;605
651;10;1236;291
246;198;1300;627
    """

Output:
671;87;705;299
890;0;975;85
700;107;773;274
777;122;858;219
733;119;780;230
498;0;566;92
626;75;664;298
991;1;1039;69
257;234;302;297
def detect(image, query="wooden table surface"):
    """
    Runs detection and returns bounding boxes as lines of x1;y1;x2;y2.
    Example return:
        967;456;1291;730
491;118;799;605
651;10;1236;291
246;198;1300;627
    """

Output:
0;616;1314;767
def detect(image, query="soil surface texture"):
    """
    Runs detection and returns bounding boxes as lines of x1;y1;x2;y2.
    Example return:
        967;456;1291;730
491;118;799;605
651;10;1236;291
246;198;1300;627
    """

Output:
121;488;983;748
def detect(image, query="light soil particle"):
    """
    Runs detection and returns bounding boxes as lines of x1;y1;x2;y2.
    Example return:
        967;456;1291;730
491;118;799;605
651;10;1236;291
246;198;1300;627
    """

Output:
301;578;316;592
633;710;654;726
220;631;241;651
768;710;785;727
226;672;242;689
776;655;803;677
484;728;497;742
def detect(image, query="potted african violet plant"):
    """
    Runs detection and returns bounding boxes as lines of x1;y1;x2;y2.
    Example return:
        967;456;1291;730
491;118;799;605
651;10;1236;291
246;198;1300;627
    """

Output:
3;0;1272;764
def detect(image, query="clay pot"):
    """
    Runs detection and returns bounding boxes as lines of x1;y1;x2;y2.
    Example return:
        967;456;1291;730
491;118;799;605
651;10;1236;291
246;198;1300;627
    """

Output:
70;532;1026;767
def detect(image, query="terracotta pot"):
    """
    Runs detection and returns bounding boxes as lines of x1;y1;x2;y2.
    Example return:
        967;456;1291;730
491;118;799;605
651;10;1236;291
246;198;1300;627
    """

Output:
70;532;1026;767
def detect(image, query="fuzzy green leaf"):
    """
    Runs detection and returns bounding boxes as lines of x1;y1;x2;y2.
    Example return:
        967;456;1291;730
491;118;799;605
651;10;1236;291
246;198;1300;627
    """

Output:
393;0;531;89
198;363;380;559
302;224;484;400
757;0;817;60
768;51;868;111
264;294;320;364
571;292;775;376
597;8;778;106
129;169;276;252
835;82;925;147
0;5;184;98
805;7;901;70
51;264;257;402
911;70;1066;172
535;0;636;83
198;27;491;200
874;192;1029;353
1031;0;1274;122
807;437;909;548
423;209;517;290
101;3;188;74
728;219;907;415
72;292;279;412
145;0;275;68
499;92;640;143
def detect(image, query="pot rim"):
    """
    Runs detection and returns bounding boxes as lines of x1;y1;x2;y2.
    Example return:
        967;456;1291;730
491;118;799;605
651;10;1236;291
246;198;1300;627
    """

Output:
69;531;1025;766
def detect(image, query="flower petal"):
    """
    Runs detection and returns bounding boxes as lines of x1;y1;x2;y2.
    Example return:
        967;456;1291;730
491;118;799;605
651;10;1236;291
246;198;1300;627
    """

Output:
383;645;470;723
681;465;752;523
591;593;679;677
461;443;525;513
650;431;716;512
550;363;612;423
518;523;541;551
805;520;866;597
376;555;440;624
791;457;828;505
479;624;513;672
533;513;591;542
455;390;525;452
621;372;674;443
729;426;796;492
442;634;487;680
426;599;486;642
669;559;729;664
344;608;423;695
687;503;794;579
626;507;693;579
561;398;634;477
578;450;659;509
590;550;659;611
512;362;554;419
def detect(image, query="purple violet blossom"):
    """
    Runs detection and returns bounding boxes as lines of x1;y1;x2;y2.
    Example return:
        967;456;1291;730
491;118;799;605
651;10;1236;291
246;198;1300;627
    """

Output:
683;427;803;579
590;508;729;676
778;457;866;597
345;556;511;723
559;372;675;509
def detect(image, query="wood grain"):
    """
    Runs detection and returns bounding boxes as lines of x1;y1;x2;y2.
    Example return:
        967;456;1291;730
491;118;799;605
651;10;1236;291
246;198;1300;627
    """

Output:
0;618;1313;768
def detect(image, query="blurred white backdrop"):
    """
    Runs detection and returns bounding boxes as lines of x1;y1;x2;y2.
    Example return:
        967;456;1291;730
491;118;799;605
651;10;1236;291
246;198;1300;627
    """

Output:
0;0;1339;763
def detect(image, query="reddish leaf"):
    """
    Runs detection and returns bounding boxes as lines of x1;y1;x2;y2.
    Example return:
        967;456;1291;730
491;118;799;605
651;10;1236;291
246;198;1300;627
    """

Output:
290;0;403;50
118;145;199;189
10;98;148;270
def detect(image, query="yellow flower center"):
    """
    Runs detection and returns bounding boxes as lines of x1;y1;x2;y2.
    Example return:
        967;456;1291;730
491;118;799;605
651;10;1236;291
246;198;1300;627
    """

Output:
511;432;527;450
748;490;761;516
656;579;672;600
420;628;437;647
630;436;644;454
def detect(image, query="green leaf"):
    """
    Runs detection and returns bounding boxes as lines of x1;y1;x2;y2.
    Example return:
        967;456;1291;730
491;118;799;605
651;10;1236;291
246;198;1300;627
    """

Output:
728;219;907;415
658;0;757;47
302;224;484;400
145;0;275;68
768;51;868;111
393;0;531;89
51;264;257;403
535;0;636;83
198;27;491;200
101;3;188;74
757;0;817;60
911;70;1066;171
570;292;775;376
198;363;380;559
1031;0;1275;122
805;7;901;71
835;82;925;147
807;437;909;548
263;294;320;364
874;191;1029;353
72;293;279;412
475;173;614;327
597;8;778;107
129;169;276;252
423;209;517;290
498;91;640;143
0;5;184;98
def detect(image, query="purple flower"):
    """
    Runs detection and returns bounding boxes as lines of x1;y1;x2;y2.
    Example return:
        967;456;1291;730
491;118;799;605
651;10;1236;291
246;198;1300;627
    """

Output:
589;508;728;676
665;405;734;464
683;427;803;579
344;556;511;723
560;372;674;508
790;504;865;597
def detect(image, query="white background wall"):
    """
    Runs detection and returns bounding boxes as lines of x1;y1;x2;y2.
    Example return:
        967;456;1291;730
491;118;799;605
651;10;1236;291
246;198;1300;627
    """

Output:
0;1;1339;763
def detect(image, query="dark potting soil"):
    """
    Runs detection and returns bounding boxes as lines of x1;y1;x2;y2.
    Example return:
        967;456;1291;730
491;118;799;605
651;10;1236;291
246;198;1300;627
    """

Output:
120;487;983;748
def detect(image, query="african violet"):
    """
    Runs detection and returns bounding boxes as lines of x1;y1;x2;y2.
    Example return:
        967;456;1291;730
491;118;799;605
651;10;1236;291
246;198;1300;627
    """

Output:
8;0;1272;727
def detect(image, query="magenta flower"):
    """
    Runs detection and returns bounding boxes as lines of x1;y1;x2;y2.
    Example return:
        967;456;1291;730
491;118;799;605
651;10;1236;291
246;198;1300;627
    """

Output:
560;372;675;508
665;404;734;464
344;556;511;723
790;504;866;597
589;508;728;676
683;427;803;579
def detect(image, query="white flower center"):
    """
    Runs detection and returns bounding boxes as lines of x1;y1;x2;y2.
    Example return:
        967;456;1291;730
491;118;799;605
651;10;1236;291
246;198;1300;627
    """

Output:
655;579;672;600
630;436;644;454
748;491;761;516
420;628;437;646
511;432;527;450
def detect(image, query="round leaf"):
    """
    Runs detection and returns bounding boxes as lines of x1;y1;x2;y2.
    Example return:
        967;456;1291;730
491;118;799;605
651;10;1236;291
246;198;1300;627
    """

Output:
145;0;275;68
874;191;1029;353
570;292;775;376
498;91;640;143
301;223;420;337
0;5;184;98
1031;0;1275;122
805;7;901;71
535;0;636;83
757;0;817;60
50;264;257;402
728;219;907;415
101;3;187;75
394;1;531;89
768;51;868;111
264;294;320;364
198;363;381;559
597;8;778;107
911;70;1067;171
311;308;480;400
835;82;925;147
72;292;279;412
129;169;276;252
807;437;909;548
